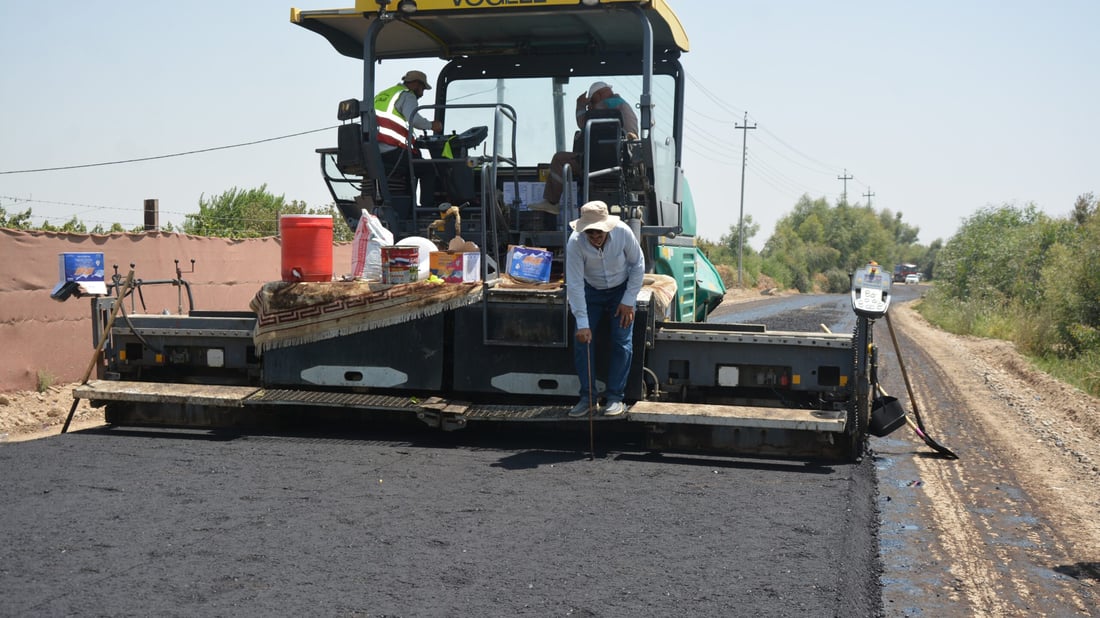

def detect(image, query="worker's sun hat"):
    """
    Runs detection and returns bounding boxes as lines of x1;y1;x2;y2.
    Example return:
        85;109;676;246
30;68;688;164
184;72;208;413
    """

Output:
570;200;619;233
587;81;610;98
402;70;432;89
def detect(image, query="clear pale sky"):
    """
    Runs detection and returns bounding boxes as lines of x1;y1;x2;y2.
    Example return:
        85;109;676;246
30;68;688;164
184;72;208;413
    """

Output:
2;1;1096;250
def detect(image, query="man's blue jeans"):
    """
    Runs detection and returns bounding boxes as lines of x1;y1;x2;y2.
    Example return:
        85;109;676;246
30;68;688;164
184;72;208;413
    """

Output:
574;281;633;404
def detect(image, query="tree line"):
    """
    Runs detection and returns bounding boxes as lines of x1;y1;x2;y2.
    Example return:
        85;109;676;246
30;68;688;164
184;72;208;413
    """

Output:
700;195;937;294
696;191;1099;396
920;194;1100;395
4;187;934;296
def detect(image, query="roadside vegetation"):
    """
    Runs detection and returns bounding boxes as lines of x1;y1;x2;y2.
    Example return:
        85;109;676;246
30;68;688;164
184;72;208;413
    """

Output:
697;191;1099;396
182;185;353;242
918;194;1100;396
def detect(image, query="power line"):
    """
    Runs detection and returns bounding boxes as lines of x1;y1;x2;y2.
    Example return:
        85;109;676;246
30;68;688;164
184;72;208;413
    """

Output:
748;154;829;197
753;123;839;176
747;160;837;201
685;72;745;118
747;162;814;198
748;132;835;179
0;126;337;175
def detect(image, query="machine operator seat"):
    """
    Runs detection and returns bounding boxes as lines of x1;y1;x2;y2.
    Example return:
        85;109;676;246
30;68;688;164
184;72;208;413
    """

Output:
577;109;628;210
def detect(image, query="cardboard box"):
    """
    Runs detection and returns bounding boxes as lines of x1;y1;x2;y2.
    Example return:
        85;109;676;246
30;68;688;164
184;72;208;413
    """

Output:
429;251;481;283
59;252;105;283
506;246;553;283
53;252;107;297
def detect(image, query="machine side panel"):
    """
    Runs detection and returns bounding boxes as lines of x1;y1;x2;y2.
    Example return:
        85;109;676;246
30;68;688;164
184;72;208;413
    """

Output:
262;315;445;390
450;301;648;401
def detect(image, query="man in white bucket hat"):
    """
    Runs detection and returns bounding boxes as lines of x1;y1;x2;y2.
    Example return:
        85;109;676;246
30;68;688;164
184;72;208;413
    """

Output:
565;200;645;417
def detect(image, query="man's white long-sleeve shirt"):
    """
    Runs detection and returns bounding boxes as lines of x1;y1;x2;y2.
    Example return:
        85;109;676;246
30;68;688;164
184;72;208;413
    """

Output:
565;221;646;330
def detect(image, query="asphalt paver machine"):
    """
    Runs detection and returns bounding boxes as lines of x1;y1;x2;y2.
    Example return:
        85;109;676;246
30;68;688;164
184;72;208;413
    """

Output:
78;0;884;460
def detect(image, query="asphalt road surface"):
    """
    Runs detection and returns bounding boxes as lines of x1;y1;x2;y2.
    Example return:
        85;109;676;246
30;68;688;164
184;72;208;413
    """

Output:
0;290;922;617
0;422;880;617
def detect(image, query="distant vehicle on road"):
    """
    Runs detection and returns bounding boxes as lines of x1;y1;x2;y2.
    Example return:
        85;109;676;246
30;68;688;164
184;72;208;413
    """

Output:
894;263;919;283
904;274;920;285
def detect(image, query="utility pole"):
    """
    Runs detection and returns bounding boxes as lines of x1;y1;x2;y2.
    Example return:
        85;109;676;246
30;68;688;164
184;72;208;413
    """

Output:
837;169;853;204
862;188;875;207
736;111;756;288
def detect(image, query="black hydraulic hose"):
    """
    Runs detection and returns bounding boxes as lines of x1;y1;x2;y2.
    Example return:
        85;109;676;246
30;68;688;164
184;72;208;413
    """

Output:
177;279;195;313
117;301;165;356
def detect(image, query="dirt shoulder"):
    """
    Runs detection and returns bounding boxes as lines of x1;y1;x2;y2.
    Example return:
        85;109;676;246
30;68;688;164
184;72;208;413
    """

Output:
890;304;1100;564
0;386;105;443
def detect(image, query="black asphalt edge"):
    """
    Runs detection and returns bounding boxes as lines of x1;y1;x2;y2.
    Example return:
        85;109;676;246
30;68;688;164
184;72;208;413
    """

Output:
834;451;885;617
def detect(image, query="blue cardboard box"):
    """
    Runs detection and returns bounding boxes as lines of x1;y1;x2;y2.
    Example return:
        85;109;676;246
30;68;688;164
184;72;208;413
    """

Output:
60;252;105;282
506;246;552;283
52;252;107;297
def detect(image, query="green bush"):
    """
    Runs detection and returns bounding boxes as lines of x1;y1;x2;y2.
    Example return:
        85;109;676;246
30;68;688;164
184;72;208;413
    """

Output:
824;268;851;293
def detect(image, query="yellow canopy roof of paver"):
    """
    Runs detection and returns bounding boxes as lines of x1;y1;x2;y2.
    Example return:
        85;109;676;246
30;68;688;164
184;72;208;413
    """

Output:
291;0;689;61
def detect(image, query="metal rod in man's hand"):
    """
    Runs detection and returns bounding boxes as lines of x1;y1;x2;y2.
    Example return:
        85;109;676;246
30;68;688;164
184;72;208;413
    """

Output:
586;341;595;460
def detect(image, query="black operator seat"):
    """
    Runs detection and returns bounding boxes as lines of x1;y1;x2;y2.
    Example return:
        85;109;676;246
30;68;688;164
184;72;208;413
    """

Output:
415;126;489;209
578;109;626;208
334;98;415;201
581;109;625;172
333;97;415;229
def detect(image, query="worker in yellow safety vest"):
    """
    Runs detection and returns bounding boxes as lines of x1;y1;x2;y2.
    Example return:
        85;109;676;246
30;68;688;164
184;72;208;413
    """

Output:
374;70;442;178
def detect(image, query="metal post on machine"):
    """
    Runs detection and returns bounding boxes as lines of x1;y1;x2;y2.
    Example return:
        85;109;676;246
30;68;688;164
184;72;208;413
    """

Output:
629;5;654;140
358;10;399;230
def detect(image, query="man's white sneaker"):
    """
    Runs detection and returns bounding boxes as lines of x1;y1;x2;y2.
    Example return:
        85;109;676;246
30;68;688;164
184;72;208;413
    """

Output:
603;401;626;417
528;199;560;215
568;400;597;418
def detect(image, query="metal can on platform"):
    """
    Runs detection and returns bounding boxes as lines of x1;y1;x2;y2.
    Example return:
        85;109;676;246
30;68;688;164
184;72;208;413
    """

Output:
381;246;419;284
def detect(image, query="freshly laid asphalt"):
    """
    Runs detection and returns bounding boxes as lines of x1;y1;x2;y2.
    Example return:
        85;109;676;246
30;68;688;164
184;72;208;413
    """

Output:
0;421;881;617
